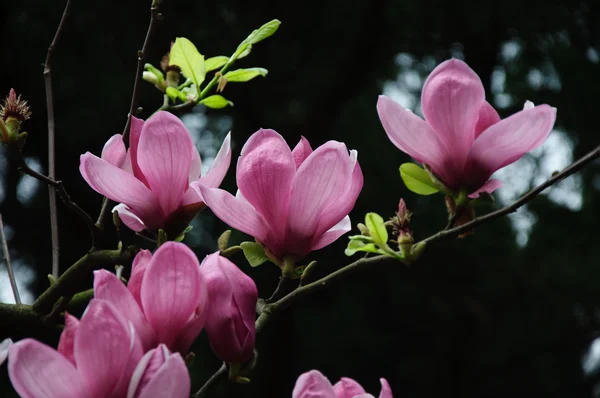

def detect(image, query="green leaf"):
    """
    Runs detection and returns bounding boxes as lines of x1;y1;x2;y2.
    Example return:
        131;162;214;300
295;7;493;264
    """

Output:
344;240;380;256
169;37;206;88
157;229;168;247
244;19;281;46
238;44;252;59
240;242;270;267
365;213;388;248
166;87;187;102
200;95;233;109
224;68;268;82
205;56;229;72
399;163;440;195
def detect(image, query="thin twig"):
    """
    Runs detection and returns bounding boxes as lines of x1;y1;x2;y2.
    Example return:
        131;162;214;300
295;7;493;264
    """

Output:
95;197;112;230
16;154;101;246
44;0;72;279
121;1;161;144
0;214;20;304
192;363;227;398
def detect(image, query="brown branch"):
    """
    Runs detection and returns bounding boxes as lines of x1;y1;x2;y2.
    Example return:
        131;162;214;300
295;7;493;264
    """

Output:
43;0;72;279
0;214;20;304
16;153;101;246
192;363;227;398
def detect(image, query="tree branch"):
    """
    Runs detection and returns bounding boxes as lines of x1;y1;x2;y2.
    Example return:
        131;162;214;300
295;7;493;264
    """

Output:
192;363;227;398
0;213;20;304
44;0;72;279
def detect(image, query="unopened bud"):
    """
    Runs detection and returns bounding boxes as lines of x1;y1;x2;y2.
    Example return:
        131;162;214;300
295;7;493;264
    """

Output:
0;89;31;143
217;73;228;92
357;223;370;236
142;71;159;85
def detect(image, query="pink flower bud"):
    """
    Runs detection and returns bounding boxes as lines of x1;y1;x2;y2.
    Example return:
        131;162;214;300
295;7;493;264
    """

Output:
201;252;258;364
293;370;393;398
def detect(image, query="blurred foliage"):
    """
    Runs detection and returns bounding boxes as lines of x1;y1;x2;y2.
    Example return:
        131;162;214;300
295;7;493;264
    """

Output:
2;0;600;397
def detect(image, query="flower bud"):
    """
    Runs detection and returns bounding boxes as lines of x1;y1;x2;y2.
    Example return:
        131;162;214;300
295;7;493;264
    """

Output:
0;89;31;143
200;252;258;364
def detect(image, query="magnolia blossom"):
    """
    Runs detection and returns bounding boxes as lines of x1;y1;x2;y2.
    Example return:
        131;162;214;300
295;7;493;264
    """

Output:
80;111;231;233
7;299;190;398
293;370;392;398
93;242;207;354
194;129;363;260
377;58;557;198
200;252;258;364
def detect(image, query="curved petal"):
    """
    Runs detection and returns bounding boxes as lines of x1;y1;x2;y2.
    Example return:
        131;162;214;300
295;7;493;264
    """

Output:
9;339;89;398
474;101;501;138
57;313;79;365
93;270;156;350
135;353;190;398
466;104;557;184
128;249;152;306
421;59;485;166
333;377;366;398
102;134;127;167
293;370;336;398
237;129;296;235
173;304;209;354
137;111;194;216
0;338;12;366
377;96;453;185
113;204;148;232
312;215;351;251
80;153;161;221
188;146;202;184
378;378;393;398
192;184;270;243
75;299;143;398
127;345;168;398
286;142;354;255
468;178;503;199
129;116;149;185
197;132;232;188
292;136;313;168
140;242;203;349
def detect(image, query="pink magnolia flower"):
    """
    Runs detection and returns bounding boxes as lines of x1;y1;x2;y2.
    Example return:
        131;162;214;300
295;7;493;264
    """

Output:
377;58;557;198
80;111;231;233
93;242;208;354
193;129;363;260
200;252;258;364
293;370;392;398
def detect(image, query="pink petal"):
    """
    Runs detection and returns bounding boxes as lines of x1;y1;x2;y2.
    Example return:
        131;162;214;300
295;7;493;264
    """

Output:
421;58;485;168
74;299;143;398
172;301;209;354
79;153;162;221
237;129;296;236
197;132;232;188
376;96;454;186
188;146;202;184
128;249;152;306
135;352;190;398
378;378;393;398
101;134;127;167
137;111;194;216
57;313;79;365
127;345;168;398
468;178;503;199
333;377;366;398
312;215;351;251
122;150;133;174
192;183;270;243
293;370;336;398
140;242;203;349
292;136;313;168
8;339;89;398
93;270;156;350
466;104;557;185
113;204;148;232
0;338;12;366
474;101;501;138
286;141;354;256
129;116;149;185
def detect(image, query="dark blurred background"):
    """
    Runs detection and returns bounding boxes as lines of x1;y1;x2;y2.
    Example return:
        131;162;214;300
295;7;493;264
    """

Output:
2;0;600;396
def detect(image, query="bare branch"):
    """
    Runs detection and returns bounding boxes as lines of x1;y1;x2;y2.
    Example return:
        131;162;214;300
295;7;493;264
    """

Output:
44;0;72;279
0;214;20;304
192;363;227;398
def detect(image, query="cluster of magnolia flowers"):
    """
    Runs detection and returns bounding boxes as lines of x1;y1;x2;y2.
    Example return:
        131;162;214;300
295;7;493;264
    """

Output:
0;59;556;397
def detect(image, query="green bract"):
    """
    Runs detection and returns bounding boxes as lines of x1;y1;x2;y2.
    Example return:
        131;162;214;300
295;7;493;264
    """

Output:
200;95;233;109
170;37;206;88
240;241;270;267
399;163;440;195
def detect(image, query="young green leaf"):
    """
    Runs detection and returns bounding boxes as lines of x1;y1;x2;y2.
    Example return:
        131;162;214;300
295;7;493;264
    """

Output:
166;87;187;102
224;68;268;82
399;163;440;195
240;241;270;267
365;213;388;248
169;38;206;88
200;95;233;109
205;56;229;72
344;240;380;256
244;19;281;46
